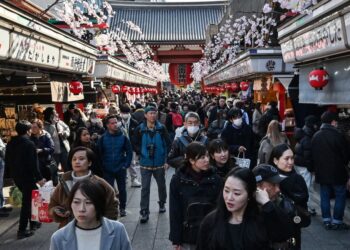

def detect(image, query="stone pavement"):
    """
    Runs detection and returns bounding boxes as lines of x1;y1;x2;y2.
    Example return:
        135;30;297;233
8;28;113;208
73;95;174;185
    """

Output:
0;168;350;249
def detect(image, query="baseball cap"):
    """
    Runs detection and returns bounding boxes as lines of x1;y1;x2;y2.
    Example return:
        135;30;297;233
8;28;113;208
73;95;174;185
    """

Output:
252;164;287;184
144;106;157;113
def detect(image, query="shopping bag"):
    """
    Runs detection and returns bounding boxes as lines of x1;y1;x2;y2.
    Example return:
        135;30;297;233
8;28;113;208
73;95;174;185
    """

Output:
31;181;55;223
234;152;251;169
8;186;22;208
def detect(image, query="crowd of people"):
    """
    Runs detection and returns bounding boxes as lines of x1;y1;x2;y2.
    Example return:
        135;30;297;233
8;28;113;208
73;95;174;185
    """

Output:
1;89;350;250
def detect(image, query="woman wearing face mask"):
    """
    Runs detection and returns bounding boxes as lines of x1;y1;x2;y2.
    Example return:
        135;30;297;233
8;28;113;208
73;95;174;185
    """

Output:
49;146;118;228
221;108;254;168
197;167;293;250
167;112;208;169
71;128;103;177
208;139;236;179
169;142;222;250
50;179;131;250
269;143;309;249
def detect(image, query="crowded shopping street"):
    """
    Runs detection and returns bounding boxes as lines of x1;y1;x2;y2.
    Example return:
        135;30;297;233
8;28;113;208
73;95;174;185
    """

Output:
1;0;350;250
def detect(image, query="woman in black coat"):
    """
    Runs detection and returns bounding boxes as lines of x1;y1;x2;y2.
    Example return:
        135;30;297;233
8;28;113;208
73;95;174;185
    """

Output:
269;143;309;249
197;167;293;250
169;142;222;250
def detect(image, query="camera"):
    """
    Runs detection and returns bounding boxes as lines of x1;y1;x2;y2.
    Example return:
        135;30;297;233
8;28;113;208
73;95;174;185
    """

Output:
147;143;155;158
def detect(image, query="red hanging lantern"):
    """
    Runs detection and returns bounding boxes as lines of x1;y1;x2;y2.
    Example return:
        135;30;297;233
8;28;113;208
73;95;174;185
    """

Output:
140;88;145;94
135;88;140;95
121;85;128;93
128;87;135;95
240;81;249;91
231;83;239;92
309;69;329;90
111;85;120;94
69;80;83;95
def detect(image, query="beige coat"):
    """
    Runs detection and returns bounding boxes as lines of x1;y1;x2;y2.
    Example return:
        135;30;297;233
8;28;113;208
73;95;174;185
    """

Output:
49;171;119;228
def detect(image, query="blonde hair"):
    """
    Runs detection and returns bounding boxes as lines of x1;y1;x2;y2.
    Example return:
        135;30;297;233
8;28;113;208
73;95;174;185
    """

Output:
266;120;287;146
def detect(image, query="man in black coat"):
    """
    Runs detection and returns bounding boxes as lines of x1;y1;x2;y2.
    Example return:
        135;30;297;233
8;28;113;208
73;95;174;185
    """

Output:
311;111;350;230
5;121;46;239
221;108;254;168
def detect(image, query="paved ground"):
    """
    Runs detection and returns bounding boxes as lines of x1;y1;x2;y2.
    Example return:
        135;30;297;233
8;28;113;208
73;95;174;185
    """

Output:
0;168;350;250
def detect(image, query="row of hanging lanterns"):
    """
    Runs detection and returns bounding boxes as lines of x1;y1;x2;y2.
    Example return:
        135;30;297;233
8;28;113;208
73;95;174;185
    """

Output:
111;85;158;95
204;81;250;94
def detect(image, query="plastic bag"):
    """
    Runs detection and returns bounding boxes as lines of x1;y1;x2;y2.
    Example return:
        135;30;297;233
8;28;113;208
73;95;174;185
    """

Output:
8;186;22;208
31;181;55;223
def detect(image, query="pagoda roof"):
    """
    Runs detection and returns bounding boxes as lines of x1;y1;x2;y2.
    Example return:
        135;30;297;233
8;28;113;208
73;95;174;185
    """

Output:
109;1;227;44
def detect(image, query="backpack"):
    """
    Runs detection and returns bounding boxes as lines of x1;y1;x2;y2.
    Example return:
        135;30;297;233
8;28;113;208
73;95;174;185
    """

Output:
169;112;183;127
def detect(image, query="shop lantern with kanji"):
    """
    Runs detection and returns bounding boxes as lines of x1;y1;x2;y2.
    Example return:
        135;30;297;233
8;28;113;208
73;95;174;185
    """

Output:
231;83;240;92
111;85;120;94
309;69;329;90
121;85;128;93
128;87;135;95
69;80;83;95
240;81;250;91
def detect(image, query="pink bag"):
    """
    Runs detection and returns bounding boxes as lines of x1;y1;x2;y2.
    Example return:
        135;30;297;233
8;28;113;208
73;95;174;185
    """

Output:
31;182;54;223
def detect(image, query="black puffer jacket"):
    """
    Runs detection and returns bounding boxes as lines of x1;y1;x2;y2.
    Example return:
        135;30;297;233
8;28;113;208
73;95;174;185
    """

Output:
294;126;316;172
169;166;222;245
167;130;208;168
311;124;350;185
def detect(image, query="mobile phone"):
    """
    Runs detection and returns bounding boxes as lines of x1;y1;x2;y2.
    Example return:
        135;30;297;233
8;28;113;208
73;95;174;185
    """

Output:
54;207;66;214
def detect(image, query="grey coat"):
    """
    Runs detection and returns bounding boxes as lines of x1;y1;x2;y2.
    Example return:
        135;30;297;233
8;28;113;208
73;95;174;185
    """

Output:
50;217;132;250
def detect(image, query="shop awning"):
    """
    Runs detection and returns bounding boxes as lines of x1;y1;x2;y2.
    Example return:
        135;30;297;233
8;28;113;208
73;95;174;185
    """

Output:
0;3;98;75
203;48;293;85
299;57;350;105
94;55;157;86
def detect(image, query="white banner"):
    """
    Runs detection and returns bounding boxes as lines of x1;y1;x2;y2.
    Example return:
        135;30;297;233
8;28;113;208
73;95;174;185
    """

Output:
50;81;84;102
0;28;9;59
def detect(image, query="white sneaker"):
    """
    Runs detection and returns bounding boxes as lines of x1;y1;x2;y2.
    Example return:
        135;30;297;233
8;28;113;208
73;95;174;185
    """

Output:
131;179;141;187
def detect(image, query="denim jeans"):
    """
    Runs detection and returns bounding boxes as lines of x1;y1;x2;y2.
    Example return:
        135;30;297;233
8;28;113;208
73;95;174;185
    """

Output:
294;166;312;205
128;152;138;181
104;168;127;210
320;184;347;224
140;167;167;214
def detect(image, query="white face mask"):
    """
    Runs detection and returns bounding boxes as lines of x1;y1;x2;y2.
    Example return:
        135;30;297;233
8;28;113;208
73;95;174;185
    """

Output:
187;126;200;135
120;113;130;120
233;118;243;127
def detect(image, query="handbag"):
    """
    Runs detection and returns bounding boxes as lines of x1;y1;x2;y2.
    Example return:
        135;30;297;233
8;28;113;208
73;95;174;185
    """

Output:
234;152;251;169
279;195;311;228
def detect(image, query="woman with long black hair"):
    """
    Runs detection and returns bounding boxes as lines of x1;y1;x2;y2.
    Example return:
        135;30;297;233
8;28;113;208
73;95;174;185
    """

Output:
197;167;293;250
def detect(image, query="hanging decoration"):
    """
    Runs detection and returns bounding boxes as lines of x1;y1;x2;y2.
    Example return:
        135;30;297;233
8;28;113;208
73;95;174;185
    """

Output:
240;81;250;91
111;85;120;94
231;82;240;92
308;69;329;90
128;87;135;95
169;63;193;86
69;80;83;95
121;85;128;93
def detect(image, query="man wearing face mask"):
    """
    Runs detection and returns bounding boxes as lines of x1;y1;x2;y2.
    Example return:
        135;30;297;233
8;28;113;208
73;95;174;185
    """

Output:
221;108;254;168
120;104;142;188
97;115;133;217
167;112;208;168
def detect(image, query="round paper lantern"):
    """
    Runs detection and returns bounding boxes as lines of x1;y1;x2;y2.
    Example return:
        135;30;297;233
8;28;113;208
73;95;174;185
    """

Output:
111;85;120;94
140;88;145;94
128;87;135;95
231;83;239;92
69;81;83;95
240;81;249;91
309;69;329;90
121;85;128;93
135;88;140;95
